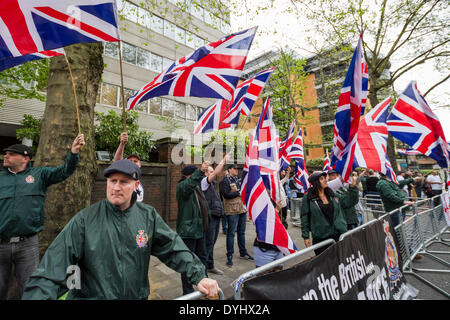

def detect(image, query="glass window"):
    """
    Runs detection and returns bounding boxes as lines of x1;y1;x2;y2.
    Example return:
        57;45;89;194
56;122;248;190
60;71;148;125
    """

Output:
211;14;221;29
122;42;136;64
221;19;231;34
100;83;118;106
186;104;197;121
150;97;162;115
186;31;195;48
137;6;151;27
175;26;186;44
103;42;118;59
151;15;164;34
164;20;175;39
204;11;213;26
151;53;163;72
190;4;204;21
136;48;151;69
163;57;174;70
175;101;186;119
121;1;138;23
193;34;204;49
119;88;135;109
162;98;174;117
134;100;148;113
197;106;205;118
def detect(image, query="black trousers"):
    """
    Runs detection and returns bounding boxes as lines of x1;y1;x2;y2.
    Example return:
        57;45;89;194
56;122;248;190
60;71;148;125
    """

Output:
312;234;340;256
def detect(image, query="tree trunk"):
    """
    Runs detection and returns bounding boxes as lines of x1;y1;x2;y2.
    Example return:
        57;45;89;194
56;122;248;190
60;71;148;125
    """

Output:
34;42;104;257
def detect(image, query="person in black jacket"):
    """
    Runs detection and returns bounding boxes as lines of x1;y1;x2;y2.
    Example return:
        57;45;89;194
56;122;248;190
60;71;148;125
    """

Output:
219;164;253;267
201;155;228;275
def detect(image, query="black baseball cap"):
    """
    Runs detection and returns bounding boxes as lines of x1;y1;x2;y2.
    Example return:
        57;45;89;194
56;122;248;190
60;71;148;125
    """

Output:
104;159;141;180
327;169;338;175
181;165;198;176
227;164;238;170
308;171;327;184
3;144;34;158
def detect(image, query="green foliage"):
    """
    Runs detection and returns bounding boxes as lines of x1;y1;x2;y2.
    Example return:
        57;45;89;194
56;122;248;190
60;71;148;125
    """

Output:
306;157;324;168
0;59;50;107
94;110;155;161
15;114;43;154
264;48;309;137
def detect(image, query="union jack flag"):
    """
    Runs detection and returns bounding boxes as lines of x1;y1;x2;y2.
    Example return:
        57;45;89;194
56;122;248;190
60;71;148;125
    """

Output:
221;68;275;126
289;128;309;192
279;121;295;171
288;129;305;161
242;99;281;204
127;27;257;111
323;149;331;172
193;100;231;134
330;35;368;182
387;81;450;169
241;103;297;255
353;97;398;183
0;48;64;72
0;0;120;60
397;148;422;156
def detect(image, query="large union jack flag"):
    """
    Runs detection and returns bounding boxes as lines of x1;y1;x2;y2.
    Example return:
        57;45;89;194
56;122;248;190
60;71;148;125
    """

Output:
330;35;368;182
0;0;120;61
387;81;450;169
279;120;295;171
353;97;398;183
241;102;297;255
221;67;274;126
193;99;231;134
242;99;281;204
289;128;309;192
127;27;257;111
323;149;331;172
0;48;64;72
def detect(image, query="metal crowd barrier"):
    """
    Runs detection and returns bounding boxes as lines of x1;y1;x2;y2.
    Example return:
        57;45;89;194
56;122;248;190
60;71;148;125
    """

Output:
229;193;449;300
174;288;225;300
232;239;336;300
289;197;302;227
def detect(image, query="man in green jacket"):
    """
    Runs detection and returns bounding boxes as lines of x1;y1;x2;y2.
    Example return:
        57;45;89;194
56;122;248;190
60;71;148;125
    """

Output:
22;160;218;299
376;172;421;226
332;171;360;230
176;163;211;295
0;134;84;299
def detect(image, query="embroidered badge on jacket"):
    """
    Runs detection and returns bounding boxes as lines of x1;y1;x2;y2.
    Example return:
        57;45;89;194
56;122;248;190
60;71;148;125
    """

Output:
136;230;149;248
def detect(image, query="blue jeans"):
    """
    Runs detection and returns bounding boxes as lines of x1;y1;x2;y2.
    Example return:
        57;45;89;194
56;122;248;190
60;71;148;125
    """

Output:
221;216;227;232
391;210;406;227
226;213;248;259
0;234;40;299
180;237;207;295
205;216;221;269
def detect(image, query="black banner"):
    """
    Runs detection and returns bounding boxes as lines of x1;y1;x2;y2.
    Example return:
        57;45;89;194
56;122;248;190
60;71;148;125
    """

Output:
242;216;417;300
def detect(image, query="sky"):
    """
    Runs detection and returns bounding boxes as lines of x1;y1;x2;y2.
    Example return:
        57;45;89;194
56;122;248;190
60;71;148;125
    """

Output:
228;0;450;139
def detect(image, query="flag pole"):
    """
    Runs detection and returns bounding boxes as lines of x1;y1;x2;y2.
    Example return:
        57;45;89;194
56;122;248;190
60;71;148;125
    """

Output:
117;41;127;132
64;54;81;135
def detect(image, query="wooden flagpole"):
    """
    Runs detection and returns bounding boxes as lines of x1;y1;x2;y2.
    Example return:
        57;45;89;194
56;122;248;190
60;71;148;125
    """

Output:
64;54;81;134
117;40;127;132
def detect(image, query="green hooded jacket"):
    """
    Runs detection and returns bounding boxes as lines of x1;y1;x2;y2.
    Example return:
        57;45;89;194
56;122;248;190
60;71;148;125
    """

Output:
22;199;206;300
176;168;210;239
300;190;348;240
334;186;360;225
0;151;79;238
376;177;413;213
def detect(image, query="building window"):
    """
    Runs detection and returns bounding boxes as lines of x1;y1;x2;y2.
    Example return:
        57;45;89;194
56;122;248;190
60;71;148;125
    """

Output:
122;42;136;64
119;88;135;110
186;31;195;48
136;47;151;69
164;20;176;39
163;57;174;70
186;104;197;121
104;42;119;59
120;0;138;23
100;83;118;107
175;26;186;44
150;97;162;115
137;6;152;27
190;3;204;21
151;14;164;34
193;34;204;49
151;53;163;72
162;98;175;117
175;101;186;119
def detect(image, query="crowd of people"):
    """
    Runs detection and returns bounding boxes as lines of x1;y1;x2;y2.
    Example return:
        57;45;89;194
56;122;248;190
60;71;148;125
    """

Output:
0;133;447;299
